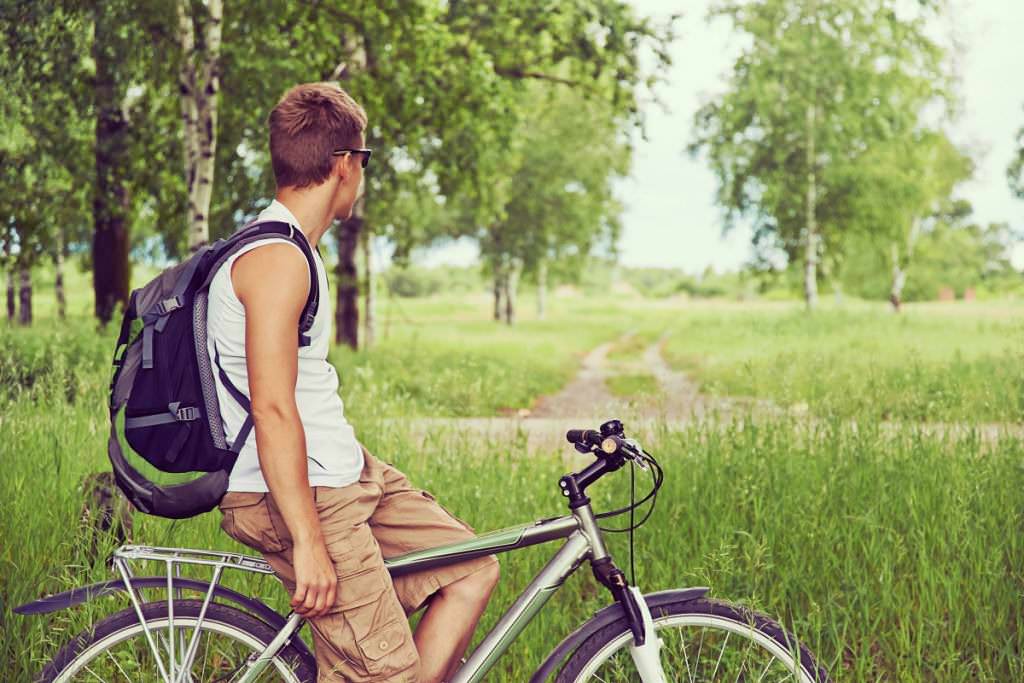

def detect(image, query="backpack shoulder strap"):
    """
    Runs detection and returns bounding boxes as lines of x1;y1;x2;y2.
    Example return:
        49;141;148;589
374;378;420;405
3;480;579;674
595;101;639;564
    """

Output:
199;220;320;347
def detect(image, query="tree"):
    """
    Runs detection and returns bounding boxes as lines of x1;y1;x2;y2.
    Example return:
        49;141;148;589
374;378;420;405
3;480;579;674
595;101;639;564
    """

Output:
479;84;630;324
176;0;223;250
845;130;972;310
1009;105;1024;200
0;3;95;324
691;0;951;309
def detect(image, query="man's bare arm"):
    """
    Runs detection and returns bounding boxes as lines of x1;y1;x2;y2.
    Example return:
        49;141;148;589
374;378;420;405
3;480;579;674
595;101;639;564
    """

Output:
232;243;336;618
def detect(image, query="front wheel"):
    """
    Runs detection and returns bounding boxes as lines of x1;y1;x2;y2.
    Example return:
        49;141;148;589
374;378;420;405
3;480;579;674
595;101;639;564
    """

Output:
38;599;316;682
556;597;830;682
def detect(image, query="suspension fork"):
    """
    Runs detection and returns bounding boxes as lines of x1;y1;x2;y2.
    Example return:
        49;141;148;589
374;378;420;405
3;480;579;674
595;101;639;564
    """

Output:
576;504;668;683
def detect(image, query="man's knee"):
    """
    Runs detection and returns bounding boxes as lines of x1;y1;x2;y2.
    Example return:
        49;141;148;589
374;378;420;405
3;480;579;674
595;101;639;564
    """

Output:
444;558;500;601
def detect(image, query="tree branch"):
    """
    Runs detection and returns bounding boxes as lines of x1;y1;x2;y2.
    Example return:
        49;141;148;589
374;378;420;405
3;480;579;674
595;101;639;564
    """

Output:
493;65;583;88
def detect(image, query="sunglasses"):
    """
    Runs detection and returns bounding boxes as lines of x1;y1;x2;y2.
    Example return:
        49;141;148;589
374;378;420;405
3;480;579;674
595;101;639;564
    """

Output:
331;147;372;168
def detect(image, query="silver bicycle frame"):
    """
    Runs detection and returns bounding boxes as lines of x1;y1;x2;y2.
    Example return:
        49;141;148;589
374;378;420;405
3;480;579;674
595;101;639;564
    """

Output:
110;503;661;683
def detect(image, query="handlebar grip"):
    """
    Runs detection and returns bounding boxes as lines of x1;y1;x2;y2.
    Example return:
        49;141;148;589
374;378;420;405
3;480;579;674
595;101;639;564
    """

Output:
566;429;602;445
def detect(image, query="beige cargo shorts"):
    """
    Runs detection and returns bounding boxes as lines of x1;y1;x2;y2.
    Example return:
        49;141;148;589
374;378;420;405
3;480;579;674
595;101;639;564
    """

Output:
219;445;499;682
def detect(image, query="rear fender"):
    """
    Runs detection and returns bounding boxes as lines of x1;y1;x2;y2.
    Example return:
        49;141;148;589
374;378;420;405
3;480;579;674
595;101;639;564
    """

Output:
14;576;314;662
528;587;709;683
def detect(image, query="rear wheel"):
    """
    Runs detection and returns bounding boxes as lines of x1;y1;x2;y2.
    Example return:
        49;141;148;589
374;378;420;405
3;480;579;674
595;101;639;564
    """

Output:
556;597;830;682
38;599;316;682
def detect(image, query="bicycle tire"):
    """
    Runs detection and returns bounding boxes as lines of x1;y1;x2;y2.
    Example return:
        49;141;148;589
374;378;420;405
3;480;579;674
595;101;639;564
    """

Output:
556;597;830;682
37;599;316;682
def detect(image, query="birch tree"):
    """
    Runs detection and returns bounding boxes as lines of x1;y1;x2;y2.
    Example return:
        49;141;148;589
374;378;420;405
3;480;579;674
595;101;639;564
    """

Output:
851;130;971;310
691;0;950;309
176;0;223;250
480;84;630;325
1009;107;1024;200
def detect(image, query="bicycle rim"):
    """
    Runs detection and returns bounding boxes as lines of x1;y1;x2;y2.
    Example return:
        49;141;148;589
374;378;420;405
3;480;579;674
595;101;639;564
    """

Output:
572;612;818;682
53;614;305;682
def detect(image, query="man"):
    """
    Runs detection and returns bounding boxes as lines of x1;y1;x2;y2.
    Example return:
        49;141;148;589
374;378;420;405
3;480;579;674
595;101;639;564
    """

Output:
210;82;499;682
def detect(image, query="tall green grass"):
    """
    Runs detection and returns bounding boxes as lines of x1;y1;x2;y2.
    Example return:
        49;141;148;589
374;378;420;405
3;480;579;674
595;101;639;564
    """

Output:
3;300;1022;680
4;403;1021;680
661;303;1024;422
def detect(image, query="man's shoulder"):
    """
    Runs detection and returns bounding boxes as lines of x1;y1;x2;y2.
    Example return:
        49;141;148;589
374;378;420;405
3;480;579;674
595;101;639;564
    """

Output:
231;241;309;309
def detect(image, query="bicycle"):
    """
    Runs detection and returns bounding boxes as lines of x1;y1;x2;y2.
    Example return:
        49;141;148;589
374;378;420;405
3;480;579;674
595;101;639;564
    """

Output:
16;419;831;682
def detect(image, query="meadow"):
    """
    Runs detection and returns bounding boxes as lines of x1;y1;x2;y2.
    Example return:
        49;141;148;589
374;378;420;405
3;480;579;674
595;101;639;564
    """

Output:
1;281;1022;681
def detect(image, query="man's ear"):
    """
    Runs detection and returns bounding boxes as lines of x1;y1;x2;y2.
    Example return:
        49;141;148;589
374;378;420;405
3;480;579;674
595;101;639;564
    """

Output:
332;155;348;183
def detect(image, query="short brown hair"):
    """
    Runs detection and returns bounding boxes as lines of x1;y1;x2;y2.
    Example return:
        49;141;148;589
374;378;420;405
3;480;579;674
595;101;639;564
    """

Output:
268;82;367;189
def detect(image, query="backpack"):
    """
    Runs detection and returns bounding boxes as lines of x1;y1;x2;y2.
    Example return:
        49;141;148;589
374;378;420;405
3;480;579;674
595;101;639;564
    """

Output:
107;220;319;519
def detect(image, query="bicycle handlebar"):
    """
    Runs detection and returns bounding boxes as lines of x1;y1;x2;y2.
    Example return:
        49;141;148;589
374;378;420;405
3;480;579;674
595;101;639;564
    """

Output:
566;429;603;447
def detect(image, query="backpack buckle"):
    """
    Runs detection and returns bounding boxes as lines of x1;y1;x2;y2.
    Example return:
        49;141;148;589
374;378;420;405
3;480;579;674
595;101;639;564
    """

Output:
175;406;200;421
157;296;183;315
301;311;316;330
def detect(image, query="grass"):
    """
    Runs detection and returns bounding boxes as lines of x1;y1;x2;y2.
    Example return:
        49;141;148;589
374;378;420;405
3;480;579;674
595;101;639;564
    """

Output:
606;372;659;398
2;291;1022;680
660;301;1024;423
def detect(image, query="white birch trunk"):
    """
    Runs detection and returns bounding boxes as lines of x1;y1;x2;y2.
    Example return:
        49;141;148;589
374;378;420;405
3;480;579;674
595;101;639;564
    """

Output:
889;218;920;312
889;242;906;312
803;101;818;311
178;0;222;251
536;258;547;320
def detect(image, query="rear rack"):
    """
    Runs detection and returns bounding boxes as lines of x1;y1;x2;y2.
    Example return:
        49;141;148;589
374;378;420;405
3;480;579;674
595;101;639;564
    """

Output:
110;545;289;683
114;544;274;574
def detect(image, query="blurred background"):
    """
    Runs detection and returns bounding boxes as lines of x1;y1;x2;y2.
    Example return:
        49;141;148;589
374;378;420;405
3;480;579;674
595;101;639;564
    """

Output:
2;1;1023;681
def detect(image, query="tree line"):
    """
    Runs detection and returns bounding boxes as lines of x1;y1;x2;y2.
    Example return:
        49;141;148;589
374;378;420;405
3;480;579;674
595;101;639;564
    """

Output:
3;0;1022;341
0;0;673;343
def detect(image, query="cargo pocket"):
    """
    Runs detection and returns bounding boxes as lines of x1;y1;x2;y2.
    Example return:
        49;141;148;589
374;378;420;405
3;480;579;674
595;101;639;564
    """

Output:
314;566;418;680
219;493;288;554
355;619;419;677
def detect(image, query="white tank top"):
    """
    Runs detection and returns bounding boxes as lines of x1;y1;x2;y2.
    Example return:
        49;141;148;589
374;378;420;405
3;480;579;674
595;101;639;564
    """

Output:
206;200;363;492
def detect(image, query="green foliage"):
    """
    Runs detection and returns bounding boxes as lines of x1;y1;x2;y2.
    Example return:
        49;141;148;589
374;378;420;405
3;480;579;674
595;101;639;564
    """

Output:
691;0;954;296
619;266;748;299
478;83;634;283
381;264;483;299
840;202;1022;301
1008;104;1024;199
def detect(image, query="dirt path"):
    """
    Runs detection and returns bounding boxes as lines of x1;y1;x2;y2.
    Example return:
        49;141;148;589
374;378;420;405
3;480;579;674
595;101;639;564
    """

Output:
528;338;621;419
389;334;1023;451
640;335;704;419
393;334;709;452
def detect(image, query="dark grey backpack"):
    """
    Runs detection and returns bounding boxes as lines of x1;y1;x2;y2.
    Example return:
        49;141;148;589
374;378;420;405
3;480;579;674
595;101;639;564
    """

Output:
108;220;319;519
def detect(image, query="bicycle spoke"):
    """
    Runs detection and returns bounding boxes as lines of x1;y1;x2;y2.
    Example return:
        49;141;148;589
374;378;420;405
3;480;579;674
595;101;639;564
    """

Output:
82;664;106;682
570;610;816;683
755;654;777;683
710;630;730;678
679;627;694;683
104;648;133;680
693;627;705;678
52;607;307;683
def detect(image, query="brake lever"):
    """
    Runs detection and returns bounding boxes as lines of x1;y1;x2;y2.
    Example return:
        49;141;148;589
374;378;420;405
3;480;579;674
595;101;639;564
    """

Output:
623;439;649;470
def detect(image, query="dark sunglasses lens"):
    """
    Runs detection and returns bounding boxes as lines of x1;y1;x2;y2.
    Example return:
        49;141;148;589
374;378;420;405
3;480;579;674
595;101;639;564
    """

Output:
361;151;371;168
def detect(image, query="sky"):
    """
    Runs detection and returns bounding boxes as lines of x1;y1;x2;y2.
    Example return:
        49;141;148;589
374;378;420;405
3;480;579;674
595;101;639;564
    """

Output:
418;0;1024;273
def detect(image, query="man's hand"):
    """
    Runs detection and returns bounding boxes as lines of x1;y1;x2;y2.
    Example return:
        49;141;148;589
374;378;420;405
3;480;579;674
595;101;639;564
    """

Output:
292;537;337;618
